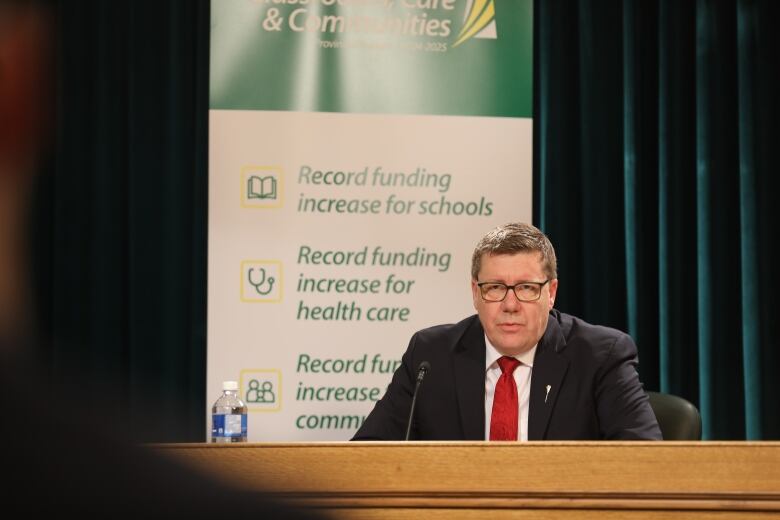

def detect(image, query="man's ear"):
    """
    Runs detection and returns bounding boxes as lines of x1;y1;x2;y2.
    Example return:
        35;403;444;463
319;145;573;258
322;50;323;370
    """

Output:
548;279;559;309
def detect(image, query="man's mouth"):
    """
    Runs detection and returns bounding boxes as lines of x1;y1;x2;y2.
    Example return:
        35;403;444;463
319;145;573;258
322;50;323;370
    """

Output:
498;323;523;330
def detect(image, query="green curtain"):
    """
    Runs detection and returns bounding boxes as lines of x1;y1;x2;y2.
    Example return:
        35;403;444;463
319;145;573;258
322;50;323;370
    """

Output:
33;0;777;441
536;0;779;439
32;0;210;442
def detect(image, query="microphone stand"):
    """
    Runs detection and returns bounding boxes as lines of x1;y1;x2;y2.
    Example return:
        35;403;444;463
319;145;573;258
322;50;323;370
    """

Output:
405;361;430;441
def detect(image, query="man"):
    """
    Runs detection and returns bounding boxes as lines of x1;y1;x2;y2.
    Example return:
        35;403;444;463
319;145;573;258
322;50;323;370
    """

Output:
353;222;661;440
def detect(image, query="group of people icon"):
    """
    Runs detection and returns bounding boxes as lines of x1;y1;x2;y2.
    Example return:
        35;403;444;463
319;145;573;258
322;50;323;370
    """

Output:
246;379;275;404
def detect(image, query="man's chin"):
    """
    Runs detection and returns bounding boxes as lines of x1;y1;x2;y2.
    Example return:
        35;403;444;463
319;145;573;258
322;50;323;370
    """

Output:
491;335;533;356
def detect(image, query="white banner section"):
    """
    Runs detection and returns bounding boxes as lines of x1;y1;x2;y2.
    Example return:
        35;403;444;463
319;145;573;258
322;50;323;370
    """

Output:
208;110;531;440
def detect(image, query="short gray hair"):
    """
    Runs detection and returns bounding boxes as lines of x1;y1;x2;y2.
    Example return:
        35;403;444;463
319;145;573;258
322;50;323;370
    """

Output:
471;222;557;280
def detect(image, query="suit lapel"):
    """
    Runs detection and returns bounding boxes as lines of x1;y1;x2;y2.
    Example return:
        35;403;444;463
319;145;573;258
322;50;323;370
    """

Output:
452;317;486;440
528;316;569;440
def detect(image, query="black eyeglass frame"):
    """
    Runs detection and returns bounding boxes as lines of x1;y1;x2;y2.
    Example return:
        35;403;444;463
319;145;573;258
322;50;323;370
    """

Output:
476;280;551;302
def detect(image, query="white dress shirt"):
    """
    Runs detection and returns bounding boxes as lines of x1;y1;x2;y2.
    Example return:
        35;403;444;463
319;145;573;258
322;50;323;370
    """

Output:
484;335;536;441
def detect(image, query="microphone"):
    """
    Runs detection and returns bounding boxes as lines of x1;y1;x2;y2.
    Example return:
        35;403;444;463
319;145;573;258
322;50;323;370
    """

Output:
404;361;431;441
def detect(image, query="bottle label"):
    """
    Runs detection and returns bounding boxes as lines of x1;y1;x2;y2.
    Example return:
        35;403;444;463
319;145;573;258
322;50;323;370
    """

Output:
211;414;248;438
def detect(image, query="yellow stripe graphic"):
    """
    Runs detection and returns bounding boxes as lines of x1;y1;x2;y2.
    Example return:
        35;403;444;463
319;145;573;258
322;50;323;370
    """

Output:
453;0;495;48
457;0;490;40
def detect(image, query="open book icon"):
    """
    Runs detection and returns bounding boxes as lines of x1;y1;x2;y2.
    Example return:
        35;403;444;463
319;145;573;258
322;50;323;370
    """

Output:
247;175;277;200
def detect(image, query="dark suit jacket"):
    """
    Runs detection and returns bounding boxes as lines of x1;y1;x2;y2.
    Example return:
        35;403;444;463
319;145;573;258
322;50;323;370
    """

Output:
353;310;662;440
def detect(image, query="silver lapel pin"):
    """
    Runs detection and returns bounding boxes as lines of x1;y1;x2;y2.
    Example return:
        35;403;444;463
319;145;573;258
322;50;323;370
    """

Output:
545;385;552;403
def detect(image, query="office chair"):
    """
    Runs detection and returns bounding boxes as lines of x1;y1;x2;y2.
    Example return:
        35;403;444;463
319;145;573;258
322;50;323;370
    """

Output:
647;391;702;440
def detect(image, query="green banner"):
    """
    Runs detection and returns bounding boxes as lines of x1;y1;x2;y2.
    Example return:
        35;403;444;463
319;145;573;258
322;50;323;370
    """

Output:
208;0;533;441
211;0;532;117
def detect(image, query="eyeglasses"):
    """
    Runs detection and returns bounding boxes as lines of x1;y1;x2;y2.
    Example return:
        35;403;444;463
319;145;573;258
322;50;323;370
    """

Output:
476;280;550;302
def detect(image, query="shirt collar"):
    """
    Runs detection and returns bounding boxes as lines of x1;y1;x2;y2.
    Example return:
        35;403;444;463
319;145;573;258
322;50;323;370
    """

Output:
484;334;537;371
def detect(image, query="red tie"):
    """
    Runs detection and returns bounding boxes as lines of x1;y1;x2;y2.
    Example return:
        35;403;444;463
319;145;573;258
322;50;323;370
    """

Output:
490;356;521;441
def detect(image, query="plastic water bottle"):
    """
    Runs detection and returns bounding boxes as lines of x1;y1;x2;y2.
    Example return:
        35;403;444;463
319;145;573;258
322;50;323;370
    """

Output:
211;381;247;443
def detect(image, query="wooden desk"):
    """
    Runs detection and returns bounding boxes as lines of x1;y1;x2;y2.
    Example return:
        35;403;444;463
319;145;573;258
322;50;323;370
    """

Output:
154;442;780;519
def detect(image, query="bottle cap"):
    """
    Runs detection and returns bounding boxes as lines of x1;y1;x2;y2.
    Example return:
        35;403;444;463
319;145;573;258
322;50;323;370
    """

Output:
222;381;238;391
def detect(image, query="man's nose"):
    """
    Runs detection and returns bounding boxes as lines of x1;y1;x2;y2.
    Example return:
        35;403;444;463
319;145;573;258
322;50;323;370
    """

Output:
500;289;522;310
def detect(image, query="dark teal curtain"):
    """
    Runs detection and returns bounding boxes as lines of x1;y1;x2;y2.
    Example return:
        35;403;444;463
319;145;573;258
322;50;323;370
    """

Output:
536;0;779;439
32;0;210;441
34;0;778;441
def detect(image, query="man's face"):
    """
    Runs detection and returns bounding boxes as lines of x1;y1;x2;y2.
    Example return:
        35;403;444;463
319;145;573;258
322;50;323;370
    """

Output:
471;252;558;356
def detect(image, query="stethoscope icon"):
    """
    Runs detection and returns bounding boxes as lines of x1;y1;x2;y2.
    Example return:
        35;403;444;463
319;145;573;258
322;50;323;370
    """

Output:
247;267;275;295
